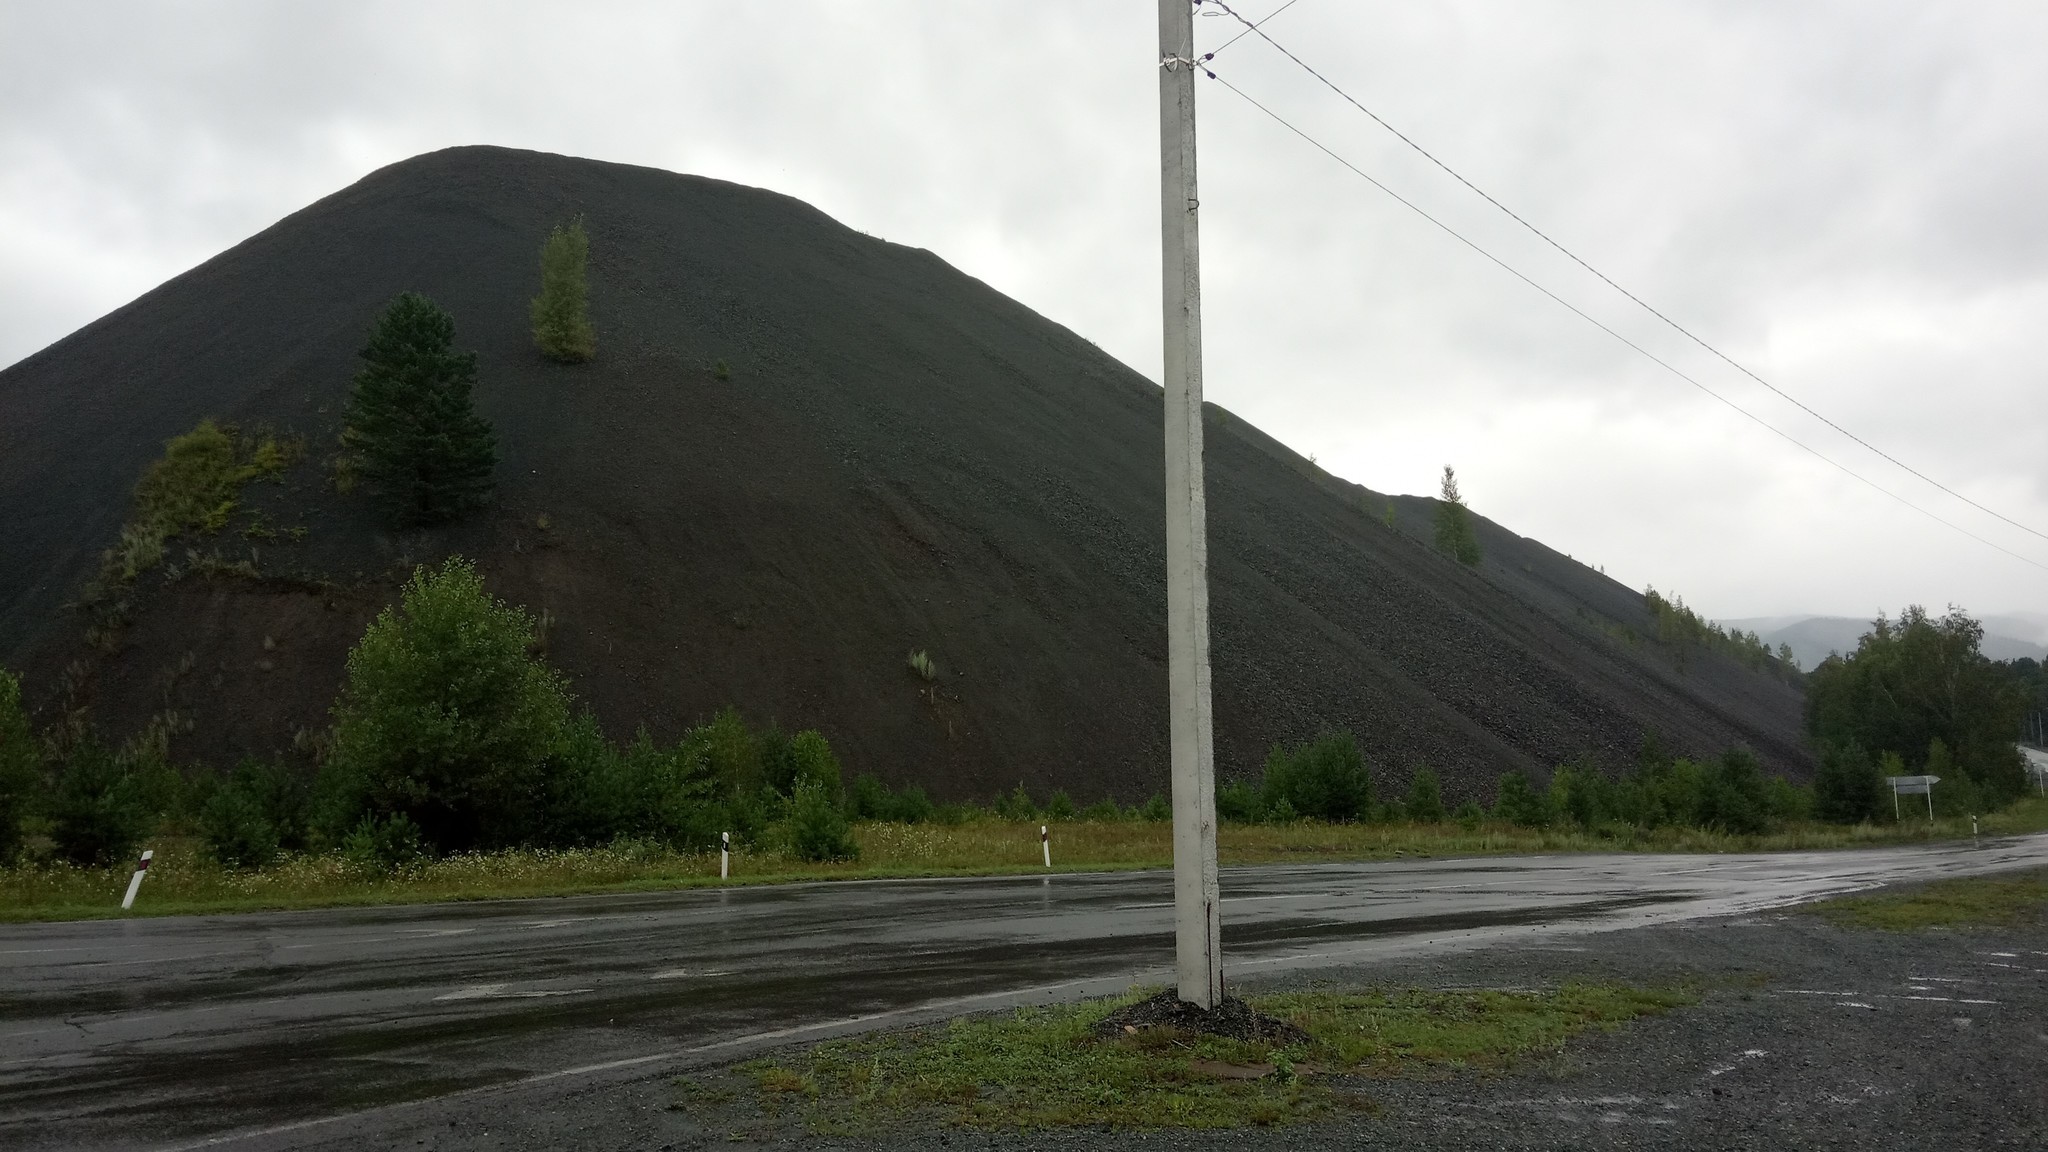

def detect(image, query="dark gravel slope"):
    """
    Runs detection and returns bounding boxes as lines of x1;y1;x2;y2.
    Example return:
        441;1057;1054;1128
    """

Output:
0;145;1805;799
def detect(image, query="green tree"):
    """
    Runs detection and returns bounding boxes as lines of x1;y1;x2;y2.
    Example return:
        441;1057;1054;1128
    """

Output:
1546;763;1610;828
0;671;37;863
1491;772;1548;827
319;558;571;853
1403;766;1446;823
530;218;595;363
1805;606;2028;808
1698;747;1770;834
344;293;497;525
1262;731;1374;822
1432;466;1482;566
199;759;308;869
787;778;858;862
48;734;149;866
1812;740;1886;824
1215;777;1264;823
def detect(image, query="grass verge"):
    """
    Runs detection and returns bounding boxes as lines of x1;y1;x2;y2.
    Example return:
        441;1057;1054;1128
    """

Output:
723;983;1694;1133
6;799;2045;923
1805;866;2048;932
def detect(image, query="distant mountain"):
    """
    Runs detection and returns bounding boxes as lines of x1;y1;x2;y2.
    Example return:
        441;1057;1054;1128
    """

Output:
1723;614;2048;671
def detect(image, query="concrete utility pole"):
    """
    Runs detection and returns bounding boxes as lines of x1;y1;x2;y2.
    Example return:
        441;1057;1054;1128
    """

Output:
1158;0;1223;1010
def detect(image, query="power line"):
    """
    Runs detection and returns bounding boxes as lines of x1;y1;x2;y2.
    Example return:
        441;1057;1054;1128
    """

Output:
1202;0;1299;60
1200;0;2048;549
1198;64;2048;575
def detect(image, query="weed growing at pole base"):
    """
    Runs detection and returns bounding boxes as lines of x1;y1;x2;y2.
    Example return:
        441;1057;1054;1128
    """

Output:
728;982;1694;1132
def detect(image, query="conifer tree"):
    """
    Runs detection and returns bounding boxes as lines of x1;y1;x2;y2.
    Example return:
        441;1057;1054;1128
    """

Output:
529;218;595;363
1432;465;1482;566
344;293;497;525
0;670;37;863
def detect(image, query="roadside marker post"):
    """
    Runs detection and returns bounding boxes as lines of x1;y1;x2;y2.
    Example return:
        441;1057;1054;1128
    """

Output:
1887;774;1938;822
121;849;153;910
1042;825;1051;869
720;832;729;880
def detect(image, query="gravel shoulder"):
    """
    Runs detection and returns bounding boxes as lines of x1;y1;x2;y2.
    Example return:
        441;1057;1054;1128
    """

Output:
294;876;2047;1152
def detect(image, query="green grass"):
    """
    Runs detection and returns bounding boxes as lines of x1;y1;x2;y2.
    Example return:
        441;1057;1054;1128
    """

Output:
7;798;2044;923
728;983;1694;1132
1806;866;2048;932
74;419;297;646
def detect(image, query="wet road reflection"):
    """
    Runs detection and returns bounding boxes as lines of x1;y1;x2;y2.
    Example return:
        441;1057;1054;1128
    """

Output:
2;837;2042;1149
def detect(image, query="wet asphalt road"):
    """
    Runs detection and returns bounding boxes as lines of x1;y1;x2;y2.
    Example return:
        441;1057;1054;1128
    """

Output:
4;836;2045;1151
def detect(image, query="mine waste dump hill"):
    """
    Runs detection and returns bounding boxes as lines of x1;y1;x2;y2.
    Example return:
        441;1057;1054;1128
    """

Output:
0;145;1806;803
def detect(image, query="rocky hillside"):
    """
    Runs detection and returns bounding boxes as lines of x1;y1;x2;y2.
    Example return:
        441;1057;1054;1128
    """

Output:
0;146;1809;802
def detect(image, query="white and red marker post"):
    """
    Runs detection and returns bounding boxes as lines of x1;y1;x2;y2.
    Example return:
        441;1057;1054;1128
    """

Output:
1041;824;1051;869
121;849;153;910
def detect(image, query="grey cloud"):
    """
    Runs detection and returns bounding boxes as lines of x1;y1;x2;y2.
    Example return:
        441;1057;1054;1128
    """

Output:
0;0;2041;619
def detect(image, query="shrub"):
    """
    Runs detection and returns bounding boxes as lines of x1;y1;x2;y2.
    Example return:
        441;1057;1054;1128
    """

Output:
1491;772;1547;828
627;733;717;846
199;759;308;869
0;671;35;863
1638;757;1708;828
1764;776;1813;823
907;650;937;682
530;218;595;363
849;774;933;824
786;730;843;799
995;784;1038;821
319;558;571;853
1262;731;1373;822
342;812;424;871
1046;789;1077;821
1699;747;1770;835
48;734;149;866
787;779;858;862
133;420;280;538
1810;742;1885;824
343;293;497;525
200;783;278;870
701;707;766;799
1215;777;1264;823
1453;799;1485;829
850;774;893;820
1140;793;1172;822
80;420;293;610
1546;764;1612;828
539;717;718;849
1080;797;1123;822
1403;766;1446;823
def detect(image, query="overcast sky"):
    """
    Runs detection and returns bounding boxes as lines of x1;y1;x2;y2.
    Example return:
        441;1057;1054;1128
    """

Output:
3;2;2044;627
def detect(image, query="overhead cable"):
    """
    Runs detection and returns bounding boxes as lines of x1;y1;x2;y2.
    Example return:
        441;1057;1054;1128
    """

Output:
1200;65;2048;575
1201;0;1300;60
1200;0;2048;548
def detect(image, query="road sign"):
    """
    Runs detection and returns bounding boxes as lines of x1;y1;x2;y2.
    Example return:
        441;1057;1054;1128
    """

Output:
1886;774;1939;821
